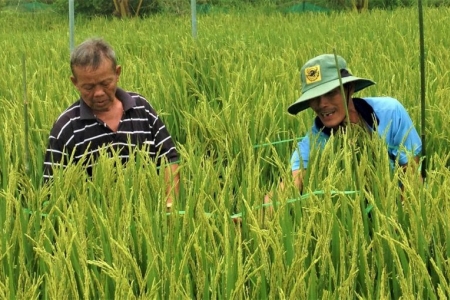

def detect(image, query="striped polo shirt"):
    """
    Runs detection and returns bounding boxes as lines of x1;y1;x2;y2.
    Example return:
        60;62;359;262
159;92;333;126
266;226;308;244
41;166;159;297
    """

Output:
43;88;179;180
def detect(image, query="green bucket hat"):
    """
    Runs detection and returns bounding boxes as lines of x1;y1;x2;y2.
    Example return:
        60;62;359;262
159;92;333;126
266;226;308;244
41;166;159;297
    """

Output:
287;54;375;115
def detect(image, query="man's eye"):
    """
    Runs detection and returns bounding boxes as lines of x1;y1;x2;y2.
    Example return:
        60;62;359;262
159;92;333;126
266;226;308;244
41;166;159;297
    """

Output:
327;89;339;96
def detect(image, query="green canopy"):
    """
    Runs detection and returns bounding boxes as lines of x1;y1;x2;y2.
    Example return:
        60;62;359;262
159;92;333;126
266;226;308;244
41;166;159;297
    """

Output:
278;2;330;13
4;2;53;12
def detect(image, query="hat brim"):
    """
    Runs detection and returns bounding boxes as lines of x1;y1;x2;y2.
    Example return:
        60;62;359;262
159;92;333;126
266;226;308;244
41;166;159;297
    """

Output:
287;77;375;115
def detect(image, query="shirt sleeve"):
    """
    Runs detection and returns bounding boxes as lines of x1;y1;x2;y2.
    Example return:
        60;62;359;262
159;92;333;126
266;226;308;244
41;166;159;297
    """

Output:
43;130;70;182
146;106;179;166
389;102;422;165
291;135;310;171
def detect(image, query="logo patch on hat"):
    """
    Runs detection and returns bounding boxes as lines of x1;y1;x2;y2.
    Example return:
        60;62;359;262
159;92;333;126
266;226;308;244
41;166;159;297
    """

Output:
305;66;321;84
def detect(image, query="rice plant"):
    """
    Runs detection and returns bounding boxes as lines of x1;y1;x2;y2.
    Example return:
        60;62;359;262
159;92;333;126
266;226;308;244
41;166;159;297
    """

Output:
1;6;450;299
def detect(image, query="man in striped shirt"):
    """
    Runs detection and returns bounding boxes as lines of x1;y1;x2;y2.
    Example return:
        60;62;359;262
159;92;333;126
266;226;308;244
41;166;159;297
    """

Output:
44;38;179;208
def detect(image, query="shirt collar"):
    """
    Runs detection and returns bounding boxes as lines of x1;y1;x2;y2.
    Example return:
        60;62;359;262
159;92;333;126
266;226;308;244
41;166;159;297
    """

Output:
314;98;379;136
79;87;136;120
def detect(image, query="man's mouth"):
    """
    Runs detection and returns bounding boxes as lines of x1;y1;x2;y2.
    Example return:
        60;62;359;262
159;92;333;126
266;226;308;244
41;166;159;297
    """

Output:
320;110;335;118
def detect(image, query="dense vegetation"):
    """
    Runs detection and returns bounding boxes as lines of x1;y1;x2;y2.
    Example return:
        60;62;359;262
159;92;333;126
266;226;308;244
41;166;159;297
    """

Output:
1;5;450;299
2;0;449;16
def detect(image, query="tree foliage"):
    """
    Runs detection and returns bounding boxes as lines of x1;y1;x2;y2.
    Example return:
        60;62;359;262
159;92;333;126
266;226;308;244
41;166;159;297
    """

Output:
112;0;144;17
52;0;159;17
6;0;450;17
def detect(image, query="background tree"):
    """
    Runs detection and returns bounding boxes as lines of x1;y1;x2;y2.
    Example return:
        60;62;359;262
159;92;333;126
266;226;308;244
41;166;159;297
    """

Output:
50;0;157;17
113;0;143;17
5;0;450;16
351;0;369;12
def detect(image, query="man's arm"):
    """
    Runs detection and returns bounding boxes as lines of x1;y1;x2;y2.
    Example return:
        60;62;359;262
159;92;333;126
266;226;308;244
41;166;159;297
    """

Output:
43;135;69;183
264;169;305;210
292;169;305;194
400;155;420;170
165;163;180;209
400;155;423;182
398;155;423;204
146;104;180;209
264;136;309;209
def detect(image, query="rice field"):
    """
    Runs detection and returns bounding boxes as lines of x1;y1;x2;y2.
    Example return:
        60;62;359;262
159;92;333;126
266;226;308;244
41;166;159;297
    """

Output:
1;6;450;299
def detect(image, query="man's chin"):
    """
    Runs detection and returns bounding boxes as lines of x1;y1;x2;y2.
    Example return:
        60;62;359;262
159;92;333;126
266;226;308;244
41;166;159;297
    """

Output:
93;101;112;111
321;119;341;129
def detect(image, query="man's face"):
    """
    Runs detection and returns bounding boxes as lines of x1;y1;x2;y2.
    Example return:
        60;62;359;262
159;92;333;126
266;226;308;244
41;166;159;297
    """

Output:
71;58;121;113
309;87;348;129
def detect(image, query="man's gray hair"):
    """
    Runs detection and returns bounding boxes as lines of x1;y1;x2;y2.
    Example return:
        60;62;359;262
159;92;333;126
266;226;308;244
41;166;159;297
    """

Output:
70;38;117;75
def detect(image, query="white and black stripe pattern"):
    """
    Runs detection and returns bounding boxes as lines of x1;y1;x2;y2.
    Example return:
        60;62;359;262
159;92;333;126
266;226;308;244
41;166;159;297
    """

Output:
43;88;179;180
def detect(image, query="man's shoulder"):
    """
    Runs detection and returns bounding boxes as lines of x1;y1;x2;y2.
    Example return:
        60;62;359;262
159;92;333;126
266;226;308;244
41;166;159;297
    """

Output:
55;101;82;123
362;97;404;111
123;90;149;105
50;101;83;135
361;97;414;131
122;90;159;116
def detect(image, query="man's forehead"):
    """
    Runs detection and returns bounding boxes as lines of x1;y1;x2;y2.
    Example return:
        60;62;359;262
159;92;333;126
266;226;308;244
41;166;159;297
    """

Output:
72;63;117;79
73;60;114;71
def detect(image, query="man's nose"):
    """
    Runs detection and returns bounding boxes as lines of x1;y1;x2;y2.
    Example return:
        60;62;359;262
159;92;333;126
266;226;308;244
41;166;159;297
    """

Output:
93;85;105;96
316;96;330;107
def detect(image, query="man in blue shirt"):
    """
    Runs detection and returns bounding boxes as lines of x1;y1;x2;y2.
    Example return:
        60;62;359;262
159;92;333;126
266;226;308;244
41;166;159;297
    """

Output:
284;54;422;193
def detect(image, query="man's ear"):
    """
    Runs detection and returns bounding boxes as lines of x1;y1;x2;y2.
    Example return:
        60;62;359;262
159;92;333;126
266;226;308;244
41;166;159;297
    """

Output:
115;65;121;77
70;75;77;86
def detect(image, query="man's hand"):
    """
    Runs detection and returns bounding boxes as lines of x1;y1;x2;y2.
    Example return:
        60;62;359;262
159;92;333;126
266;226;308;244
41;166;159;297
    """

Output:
166;201;173;212
263;192;274;213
